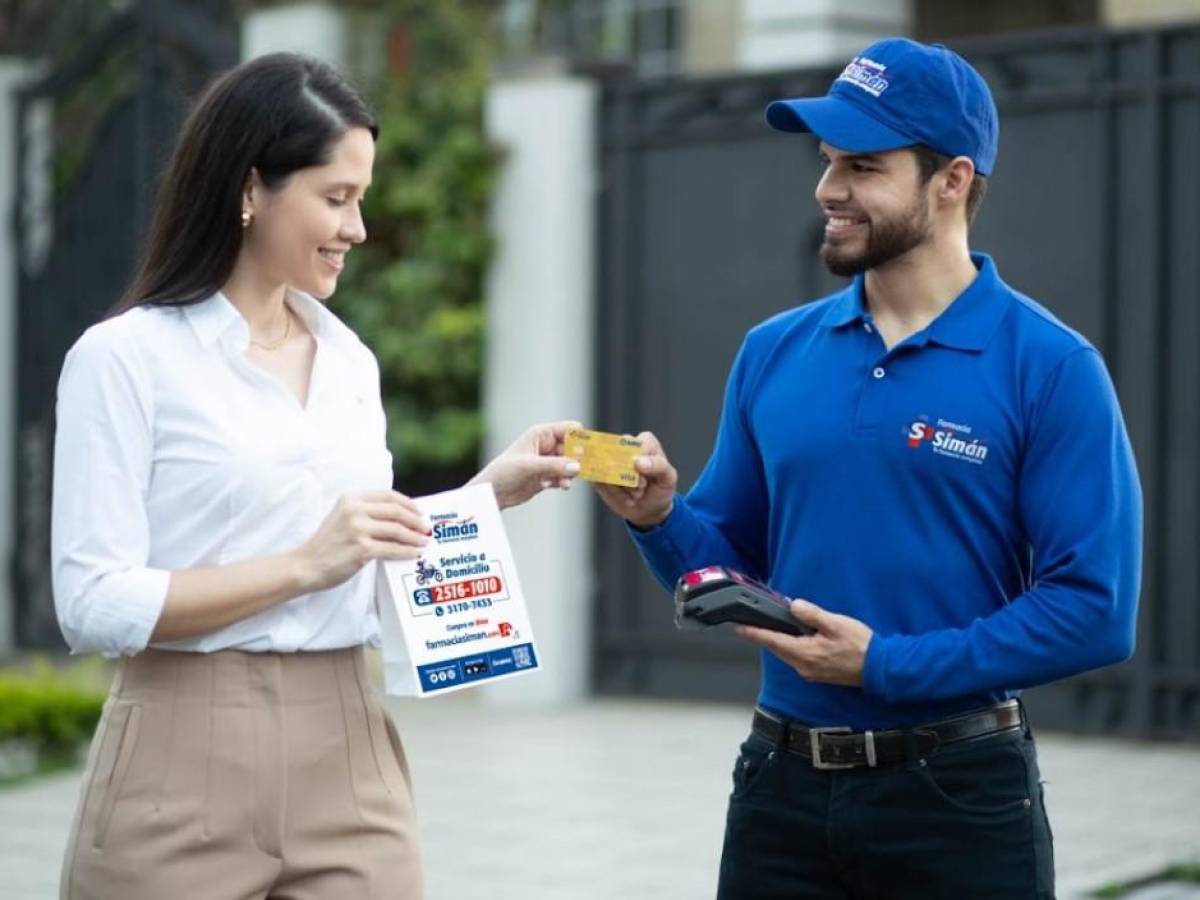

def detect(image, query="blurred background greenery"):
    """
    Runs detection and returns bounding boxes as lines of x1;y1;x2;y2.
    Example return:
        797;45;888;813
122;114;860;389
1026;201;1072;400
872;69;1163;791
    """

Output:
0;658;107;783
335;0;499;495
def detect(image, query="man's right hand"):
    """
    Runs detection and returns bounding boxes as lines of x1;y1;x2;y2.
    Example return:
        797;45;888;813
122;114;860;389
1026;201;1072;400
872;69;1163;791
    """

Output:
593;431;678;530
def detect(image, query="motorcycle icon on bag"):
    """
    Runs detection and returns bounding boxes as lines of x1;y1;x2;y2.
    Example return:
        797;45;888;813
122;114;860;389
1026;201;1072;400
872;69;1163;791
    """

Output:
415;558;444;585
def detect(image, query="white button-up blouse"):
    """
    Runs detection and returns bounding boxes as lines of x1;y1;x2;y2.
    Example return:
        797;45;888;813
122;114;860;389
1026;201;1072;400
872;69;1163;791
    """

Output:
51;290;394;656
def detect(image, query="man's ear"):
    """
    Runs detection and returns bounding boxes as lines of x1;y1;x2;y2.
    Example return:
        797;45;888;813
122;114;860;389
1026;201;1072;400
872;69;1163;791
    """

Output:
938;156;976;209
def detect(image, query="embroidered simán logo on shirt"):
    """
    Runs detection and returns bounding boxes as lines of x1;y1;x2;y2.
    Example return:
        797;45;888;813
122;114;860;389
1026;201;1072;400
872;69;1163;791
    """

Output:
837;56;890;98
907;416;989;465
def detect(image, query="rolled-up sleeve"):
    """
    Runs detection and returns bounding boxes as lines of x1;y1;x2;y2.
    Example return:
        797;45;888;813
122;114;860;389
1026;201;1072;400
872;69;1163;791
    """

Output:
51;325;170;655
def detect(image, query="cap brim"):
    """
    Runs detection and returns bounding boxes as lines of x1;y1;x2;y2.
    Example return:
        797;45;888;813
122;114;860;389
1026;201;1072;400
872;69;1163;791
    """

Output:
765;97;916;154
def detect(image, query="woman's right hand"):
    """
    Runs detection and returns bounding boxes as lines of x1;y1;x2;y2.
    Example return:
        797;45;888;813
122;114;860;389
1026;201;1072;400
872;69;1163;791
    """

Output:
296;490;431;592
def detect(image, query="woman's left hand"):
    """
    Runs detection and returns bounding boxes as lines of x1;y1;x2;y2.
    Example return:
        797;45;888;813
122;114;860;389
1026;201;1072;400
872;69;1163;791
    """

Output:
469;421;583;510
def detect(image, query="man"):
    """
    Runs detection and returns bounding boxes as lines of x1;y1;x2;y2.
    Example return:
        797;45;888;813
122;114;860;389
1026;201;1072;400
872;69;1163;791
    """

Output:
592;38;1141;899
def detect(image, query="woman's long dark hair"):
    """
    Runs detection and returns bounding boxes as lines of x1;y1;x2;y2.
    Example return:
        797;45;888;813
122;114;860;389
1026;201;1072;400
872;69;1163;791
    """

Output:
113;52;378;313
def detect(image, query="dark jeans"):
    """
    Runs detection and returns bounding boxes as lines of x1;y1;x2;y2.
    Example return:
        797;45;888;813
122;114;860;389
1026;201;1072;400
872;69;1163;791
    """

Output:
716;715;1055;899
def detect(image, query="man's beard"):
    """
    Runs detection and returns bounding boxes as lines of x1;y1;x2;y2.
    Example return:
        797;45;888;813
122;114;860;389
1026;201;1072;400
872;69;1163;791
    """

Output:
820;193;931;278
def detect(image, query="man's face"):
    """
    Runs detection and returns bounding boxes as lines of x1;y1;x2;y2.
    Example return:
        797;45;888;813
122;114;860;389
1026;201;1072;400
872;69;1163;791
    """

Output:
814;142;932;278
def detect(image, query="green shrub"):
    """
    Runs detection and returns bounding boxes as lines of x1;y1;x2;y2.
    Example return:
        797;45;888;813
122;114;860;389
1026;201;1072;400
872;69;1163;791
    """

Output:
0;658;107;765
335;0;500;494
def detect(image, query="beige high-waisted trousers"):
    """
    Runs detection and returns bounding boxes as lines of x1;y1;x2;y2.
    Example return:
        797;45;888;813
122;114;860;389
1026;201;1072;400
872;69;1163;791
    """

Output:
60;646;422;899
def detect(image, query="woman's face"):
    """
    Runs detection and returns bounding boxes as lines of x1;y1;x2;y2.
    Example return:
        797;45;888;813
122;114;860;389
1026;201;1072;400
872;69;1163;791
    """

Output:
241;126;375;299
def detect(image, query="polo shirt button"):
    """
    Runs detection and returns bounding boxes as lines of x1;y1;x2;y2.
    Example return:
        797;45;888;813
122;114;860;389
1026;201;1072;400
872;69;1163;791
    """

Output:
863;322;873;333
872;367;885;379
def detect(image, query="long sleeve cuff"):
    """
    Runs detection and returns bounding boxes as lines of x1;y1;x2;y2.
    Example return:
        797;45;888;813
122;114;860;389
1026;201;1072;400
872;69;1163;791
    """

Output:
625;498;698;588
862;631;894;700
61;567;171;656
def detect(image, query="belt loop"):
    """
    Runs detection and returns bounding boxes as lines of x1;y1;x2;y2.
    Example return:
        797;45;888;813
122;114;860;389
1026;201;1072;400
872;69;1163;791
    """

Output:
773;716;788;752
1017;697;1031;738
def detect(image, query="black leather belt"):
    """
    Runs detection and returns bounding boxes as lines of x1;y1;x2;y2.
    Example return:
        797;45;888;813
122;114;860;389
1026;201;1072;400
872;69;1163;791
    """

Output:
751;700;1022;771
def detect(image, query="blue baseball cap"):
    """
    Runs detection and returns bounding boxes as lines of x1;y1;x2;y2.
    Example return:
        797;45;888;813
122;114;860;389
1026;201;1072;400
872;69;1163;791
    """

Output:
765;38;999;176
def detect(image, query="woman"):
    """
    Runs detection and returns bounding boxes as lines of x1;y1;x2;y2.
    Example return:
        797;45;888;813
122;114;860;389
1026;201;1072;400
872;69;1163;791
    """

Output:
52;53;578;899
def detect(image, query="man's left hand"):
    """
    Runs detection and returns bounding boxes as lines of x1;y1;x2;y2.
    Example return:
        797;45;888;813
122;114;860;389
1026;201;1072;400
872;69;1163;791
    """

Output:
735;600;873;687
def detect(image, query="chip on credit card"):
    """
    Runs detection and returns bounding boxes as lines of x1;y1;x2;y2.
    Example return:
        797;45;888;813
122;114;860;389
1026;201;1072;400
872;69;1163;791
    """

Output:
564;428;643;488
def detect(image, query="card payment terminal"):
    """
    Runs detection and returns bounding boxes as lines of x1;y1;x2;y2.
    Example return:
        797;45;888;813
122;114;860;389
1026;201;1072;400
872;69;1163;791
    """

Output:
674;566;812;637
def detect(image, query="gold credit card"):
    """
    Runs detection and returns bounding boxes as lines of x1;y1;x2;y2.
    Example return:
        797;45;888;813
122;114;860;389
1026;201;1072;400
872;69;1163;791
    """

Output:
564;428;643;488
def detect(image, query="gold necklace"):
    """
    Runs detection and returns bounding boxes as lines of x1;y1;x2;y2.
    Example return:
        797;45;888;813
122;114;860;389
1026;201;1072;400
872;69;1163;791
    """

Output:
249;307;291;351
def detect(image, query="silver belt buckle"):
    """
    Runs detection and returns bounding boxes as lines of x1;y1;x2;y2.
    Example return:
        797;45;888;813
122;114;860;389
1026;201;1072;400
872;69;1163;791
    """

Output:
809;726;856;770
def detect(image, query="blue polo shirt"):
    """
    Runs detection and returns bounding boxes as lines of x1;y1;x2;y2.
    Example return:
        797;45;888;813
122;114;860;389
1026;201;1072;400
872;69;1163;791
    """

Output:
630;253;1141;729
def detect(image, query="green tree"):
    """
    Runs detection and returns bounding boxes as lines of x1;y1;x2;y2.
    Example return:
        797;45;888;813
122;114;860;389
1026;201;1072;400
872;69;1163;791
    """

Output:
334;0;500;494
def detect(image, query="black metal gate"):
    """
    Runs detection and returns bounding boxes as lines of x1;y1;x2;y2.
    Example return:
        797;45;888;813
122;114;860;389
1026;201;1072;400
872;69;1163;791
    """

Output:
593;24;1200;739
12;0;237;648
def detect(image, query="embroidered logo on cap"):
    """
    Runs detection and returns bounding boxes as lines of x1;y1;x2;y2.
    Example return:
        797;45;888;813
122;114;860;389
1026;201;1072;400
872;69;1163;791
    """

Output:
837;56;890;98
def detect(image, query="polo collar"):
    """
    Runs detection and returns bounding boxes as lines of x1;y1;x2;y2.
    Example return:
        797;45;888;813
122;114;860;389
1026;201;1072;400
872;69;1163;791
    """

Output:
925;254;1009;351
818;279;867;329
818;253;1010;352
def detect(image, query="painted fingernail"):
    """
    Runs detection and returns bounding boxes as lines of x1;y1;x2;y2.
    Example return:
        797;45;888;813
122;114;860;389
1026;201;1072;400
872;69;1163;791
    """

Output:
565;461;581;474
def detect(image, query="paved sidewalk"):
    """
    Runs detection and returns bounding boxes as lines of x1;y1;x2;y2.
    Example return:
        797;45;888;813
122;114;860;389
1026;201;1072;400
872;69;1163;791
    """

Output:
2;697;1197;899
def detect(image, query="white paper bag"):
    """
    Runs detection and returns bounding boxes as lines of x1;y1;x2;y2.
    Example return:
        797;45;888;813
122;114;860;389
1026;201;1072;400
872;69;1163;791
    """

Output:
376;483;541;697
377;568;419;695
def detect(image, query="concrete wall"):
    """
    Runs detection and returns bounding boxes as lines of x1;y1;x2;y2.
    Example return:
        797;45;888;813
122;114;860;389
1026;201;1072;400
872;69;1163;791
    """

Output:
242;0;348;64
681;0;742;74
738;0;914;70
1102;0;1200;26
914;0;1097;40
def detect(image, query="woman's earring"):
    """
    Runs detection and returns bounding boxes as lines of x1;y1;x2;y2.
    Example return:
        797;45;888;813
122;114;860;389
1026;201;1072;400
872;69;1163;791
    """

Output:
241;210;252;228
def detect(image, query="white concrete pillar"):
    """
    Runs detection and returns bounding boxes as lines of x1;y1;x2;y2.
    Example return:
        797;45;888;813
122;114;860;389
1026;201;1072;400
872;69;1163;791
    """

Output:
481;75;597;706
242;1;348;64
739;0;913;71
0;59;35;655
